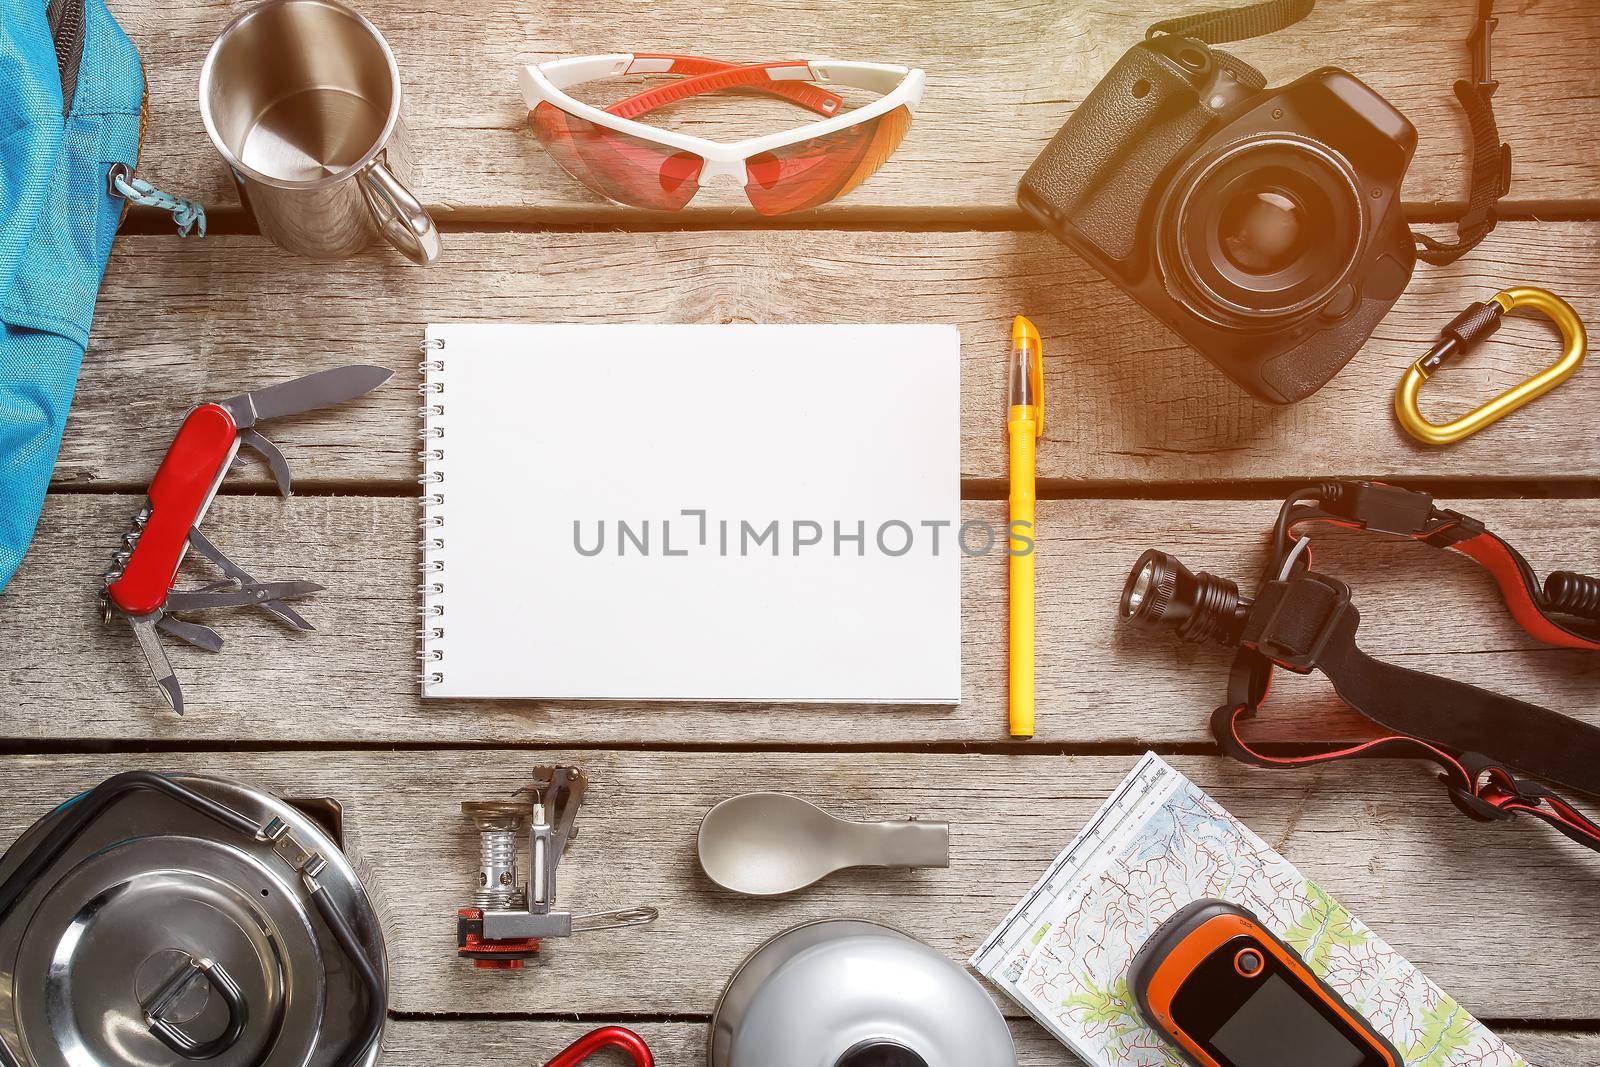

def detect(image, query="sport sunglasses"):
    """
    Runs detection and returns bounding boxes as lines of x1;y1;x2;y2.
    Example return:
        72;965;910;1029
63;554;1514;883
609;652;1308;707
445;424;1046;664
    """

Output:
517;53;924;214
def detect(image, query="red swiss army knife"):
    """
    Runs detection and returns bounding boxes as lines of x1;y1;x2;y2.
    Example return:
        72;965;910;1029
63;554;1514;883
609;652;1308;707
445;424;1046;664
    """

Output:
101;365;392;714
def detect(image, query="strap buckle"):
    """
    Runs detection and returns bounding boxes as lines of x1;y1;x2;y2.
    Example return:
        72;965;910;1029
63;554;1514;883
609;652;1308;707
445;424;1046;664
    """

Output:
1246;573;1353;673
1468;10;1498;93
1445;754;1526;824
1420;509;1485;548
1323;481;1436;536
1447;778;1519;824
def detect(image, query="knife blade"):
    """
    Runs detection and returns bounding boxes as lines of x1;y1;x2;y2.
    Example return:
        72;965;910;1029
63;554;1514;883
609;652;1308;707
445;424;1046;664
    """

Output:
219;365;393;429
165;580;324;612
238;428;293;497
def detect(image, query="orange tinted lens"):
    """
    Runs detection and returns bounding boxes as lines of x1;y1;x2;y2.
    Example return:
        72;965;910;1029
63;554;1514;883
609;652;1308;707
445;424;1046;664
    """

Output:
743;105;911;215
531;101;704;210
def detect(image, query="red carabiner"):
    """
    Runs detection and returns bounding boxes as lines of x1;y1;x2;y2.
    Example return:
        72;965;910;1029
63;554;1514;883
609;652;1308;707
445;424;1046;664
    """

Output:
542;1026;653;1067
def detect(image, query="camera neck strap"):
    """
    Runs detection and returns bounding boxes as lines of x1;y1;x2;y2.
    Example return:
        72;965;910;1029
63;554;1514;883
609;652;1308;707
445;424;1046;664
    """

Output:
1216;481;1600;855
1148;0;1511;266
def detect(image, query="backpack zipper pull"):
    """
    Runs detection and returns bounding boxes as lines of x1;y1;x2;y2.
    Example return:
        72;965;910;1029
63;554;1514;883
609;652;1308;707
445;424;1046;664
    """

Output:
108;162;207;238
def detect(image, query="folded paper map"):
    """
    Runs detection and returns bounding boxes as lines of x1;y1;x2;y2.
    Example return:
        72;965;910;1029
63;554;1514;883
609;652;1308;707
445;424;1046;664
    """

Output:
972;753;1523;1067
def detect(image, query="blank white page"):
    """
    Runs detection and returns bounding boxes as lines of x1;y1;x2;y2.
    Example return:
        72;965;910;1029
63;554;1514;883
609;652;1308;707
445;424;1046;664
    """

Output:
422;323;961;703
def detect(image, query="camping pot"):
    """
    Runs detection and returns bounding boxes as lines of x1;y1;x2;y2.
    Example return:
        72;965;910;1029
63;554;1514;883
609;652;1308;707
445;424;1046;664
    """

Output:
708;919;1017;1067
0;772;388;1067
199;0;441;264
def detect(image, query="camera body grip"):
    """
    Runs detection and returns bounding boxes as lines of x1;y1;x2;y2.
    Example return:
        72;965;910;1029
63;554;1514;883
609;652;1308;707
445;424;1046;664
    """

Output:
1020;39;1229;268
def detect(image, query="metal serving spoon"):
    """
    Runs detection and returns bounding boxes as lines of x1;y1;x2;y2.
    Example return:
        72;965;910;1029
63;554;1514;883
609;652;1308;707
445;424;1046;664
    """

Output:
697;792;950;896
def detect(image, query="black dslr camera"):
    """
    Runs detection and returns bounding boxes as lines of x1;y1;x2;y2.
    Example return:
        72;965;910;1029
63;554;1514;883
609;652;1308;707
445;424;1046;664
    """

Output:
1019;35;1419;404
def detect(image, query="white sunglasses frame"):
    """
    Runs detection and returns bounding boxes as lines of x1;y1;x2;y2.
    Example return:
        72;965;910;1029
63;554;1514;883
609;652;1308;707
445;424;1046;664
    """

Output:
517;54;925;187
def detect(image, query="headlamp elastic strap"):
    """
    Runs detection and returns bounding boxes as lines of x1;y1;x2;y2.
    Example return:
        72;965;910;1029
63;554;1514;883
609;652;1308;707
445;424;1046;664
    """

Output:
1217;696;1600;853
1300;483;1600;650
1239;574;1352;671
1216;481;1600;855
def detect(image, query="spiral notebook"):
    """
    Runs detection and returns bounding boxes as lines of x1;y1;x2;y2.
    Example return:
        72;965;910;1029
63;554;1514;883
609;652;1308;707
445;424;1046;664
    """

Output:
419;323;962;702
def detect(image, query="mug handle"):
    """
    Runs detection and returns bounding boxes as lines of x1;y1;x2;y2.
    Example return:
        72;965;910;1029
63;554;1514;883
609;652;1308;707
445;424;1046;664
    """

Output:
358;154;441;265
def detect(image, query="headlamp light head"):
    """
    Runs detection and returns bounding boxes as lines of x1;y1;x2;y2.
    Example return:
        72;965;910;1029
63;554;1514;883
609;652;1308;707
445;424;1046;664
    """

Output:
1120;550;1251;647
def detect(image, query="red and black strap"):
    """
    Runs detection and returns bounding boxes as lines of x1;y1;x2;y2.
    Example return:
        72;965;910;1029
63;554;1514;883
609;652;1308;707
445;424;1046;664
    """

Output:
1277;483;1600;652
1426;521;1600;651
1216;483;1600;854
1217;697;1600;853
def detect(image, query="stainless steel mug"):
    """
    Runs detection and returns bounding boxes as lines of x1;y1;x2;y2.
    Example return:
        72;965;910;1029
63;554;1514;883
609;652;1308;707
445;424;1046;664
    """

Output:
199;0;441;264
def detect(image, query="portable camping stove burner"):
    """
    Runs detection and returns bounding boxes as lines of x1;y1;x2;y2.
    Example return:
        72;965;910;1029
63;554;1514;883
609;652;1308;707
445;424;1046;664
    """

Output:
455;766;658;970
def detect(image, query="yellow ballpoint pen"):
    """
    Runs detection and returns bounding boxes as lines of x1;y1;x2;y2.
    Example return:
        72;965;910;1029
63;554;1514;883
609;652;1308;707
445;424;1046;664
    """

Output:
1007;316;1043;739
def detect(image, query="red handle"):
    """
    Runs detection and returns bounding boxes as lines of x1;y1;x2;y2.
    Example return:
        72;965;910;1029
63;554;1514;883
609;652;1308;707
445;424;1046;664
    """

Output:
542;1026;653;1067
107;404;238;617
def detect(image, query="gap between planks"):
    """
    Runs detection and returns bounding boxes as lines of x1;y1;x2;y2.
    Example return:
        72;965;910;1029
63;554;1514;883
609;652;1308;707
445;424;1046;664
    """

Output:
372;1018;1600;1067
60;222;1600;490
2;750;1599;1022
41;476;1600;500
9;494;1599;747
110;199;1600;237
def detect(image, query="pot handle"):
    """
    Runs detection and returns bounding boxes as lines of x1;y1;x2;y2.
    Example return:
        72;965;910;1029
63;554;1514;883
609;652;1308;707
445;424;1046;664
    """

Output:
359;154;441;265
145;957;250;1060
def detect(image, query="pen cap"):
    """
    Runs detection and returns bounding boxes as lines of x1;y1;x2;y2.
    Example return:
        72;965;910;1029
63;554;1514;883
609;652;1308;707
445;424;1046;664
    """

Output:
1007;316;1044;435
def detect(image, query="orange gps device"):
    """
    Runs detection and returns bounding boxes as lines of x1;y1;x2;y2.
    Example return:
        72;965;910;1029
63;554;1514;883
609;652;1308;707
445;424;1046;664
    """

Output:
1128;899;1401;1067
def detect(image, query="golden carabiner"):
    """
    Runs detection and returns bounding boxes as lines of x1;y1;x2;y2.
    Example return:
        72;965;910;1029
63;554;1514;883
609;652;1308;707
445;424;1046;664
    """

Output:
1395;286;1587;446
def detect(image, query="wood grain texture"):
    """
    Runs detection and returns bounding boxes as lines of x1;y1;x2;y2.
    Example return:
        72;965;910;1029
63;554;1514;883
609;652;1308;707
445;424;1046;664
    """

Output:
1;751;1597;1021
65;223;1600;489
118;0;1600;221
16;0;1600;1048
379;1020;1599;1067
8;494;1597;746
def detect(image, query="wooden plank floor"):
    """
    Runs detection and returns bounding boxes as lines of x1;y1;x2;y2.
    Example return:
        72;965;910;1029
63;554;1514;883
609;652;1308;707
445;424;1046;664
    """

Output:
125;0;1600;220
4;1;1599;1065
59;224;1600;490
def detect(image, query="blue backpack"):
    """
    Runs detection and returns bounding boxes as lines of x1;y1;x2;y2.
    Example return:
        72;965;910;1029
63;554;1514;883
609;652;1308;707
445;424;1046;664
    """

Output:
0;0;202;592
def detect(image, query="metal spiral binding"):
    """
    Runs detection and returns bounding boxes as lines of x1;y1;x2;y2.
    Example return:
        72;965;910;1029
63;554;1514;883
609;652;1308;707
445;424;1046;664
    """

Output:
419;336;446;689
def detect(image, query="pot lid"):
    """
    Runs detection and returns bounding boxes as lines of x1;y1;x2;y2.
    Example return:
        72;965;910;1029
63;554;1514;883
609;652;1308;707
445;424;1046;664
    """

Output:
13;835;324;1067
709;919;1017;1067
0;774;385;1067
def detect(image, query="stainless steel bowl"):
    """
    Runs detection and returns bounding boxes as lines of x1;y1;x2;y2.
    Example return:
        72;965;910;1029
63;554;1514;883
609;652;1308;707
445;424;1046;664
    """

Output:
709;919;1017;1067
0;773;387;1067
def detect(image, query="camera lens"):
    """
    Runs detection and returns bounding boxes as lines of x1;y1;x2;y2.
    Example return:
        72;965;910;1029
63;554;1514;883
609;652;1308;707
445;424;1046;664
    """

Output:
1119;550;1250;647
1158;136;1366;324
1218;189;1309;276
